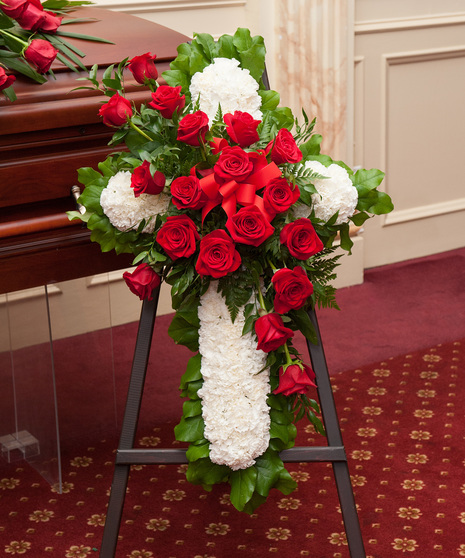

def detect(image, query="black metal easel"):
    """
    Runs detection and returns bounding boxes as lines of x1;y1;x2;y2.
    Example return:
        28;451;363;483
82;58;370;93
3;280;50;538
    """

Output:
99;285;366;557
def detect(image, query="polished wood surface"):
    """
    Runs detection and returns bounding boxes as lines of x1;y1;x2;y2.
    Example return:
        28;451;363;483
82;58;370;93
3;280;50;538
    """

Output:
0;9;187;294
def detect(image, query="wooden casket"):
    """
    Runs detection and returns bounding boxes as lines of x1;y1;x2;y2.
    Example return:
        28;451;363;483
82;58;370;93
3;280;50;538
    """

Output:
0;8;188;294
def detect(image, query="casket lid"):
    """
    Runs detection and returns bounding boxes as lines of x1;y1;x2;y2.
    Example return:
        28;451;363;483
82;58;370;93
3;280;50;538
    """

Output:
0;7;188;134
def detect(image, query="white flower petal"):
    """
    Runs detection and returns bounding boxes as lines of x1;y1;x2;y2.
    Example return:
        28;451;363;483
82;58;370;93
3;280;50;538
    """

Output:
100;170;169;233
189;58;262;124
197;282;270;470
304;160;358;225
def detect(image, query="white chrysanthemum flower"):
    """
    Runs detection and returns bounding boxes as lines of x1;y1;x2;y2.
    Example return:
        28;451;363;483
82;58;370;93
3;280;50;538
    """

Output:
304;160;358;225
189;57;262;124
100;171;169;234
197;283;270;470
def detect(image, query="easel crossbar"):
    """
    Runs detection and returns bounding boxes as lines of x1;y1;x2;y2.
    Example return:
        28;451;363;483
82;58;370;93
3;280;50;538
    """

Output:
115;446;347;465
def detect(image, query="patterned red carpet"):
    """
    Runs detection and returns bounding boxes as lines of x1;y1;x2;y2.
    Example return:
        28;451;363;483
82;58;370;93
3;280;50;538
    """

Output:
1;337;464;557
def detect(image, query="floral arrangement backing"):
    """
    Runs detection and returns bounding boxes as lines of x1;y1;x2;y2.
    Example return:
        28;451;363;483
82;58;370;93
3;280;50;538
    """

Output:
0;0;111;102
69;29;394;513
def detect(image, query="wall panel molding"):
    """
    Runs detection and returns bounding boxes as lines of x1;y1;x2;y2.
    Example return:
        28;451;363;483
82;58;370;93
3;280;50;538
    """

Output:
91;0;245;13
380;46;465;219
385;198;465;226
355;12;465;35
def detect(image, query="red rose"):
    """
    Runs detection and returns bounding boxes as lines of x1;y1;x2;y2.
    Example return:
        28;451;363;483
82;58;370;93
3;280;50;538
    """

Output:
1;0;31;18
224;111;260;147
0;67;16;91
24;39;58;73
210;137;228;154
255;313;294;352
98;92;133;127
123;263;161;301
214;146;253;184
280;218;324;260
273;362;316;396
156;215;199;260
264;177;300;214
226;205;274;247
271;266;314;314
16;2;45;31
38;11;63;33
177;110;209;146
171;175;206;210
128;52;158;84
195;230;241;278
149;85;185;119
130;161;165;197
266;128;302;165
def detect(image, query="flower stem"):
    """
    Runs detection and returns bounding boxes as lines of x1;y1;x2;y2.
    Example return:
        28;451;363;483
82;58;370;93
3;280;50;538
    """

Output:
0;29;28;49
257;287;267;311
128;119;152;142
283;342;293;365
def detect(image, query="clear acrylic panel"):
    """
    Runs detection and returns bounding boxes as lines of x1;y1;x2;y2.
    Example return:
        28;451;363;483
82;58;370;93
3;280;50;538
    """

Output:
0;286;61;488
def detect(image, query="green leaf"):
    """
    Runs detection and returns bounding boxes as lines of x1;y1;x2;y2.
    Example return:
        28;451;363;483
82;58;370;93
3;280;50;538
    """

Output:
168;314;199;351
186;458;229;486
288;308;318;344
232;28;266;82
1;84;16;102
300;134;322;159
258;89;280;111
55;30;114;44
269;422;290;444
193;33;217;62
182;399;202;418
2;56;47;83
274;468;298;495
174;414;204;442
229;467;258;512
352;168;385;195
186;440;210;462
217;34;238;59
254;451;285;496
180;353;202;388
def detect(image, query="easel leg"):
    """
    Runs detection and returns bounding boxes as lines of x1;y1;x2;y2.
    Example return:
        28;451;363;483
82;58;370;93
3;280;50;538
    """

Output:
99;287;160;558
306;308;366;558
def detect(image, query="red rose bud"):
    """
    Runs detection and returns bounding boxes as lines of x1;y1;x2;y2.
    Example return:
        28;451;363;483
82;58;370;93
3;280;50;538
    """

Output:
177;110;209;146
98;92;133;127
214;145;253;184
209;137;229;154
226;205;274;247
24;39;58;73
195;230;241;279
38;11;62;33
266;128;302;165
280;218;324;260
271;266;314;314
264;177;300;214
149;85;185;119
224;111;260;147
123;263;161;301
130;160;165;196
156;215;199;261
1;0;31;18
16;2;45;31
171;175;207;210
273;362;316;396
0;67;16;91
255;313;294;352
128;52;158;84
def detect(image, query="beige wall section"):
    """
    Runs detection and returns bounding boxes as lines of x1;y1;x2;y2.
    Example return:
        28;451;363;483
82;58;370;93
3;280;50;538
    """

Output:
354;0;465;267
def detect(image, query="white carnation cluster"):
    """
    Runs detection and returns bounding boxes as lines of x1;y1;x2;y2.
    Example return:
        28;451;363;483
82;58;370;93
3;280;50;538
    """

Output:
304;160;359;225
100;171;169;234
197;283;270;470
189;57;262;124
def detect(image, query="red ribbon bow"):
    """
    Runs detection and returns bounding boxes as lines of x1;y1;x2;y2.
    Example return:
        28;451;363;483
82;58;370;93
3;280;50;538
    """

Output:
195;150;281;223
